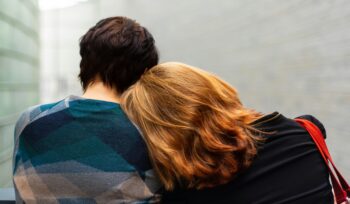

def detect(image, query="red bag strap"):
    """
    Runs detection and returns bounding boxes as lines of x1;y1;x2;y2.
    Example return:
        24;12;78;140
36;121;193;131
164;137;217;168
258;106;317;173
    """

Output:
295;118;350;204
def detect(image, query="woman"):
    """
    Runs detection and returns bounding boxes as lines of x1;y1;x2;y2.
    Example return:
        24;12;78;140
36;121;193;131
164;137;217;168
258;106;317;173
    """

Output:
121;62;334;203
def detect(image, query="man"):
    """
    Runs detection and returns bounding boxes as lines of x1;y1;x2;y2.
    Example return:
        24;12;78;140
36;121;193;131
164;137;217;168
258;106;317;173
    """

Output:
13;16;161;203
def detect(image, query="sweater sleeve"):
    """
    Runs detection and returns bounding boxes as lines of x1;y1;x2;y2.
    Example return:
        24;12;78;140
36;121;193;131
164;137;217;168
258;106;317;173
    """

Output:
295;115;327;139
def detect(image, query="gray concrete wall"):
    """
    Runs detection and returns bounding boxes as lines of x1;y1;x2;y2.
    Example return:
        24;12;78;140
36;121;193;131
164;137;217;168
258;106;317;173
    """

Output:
41;0;350;179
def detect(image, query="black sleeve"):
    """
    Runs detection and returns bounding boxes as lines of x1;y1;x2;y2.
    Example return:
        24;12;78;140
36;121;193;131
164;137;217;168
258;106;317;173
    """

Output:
295;115;327;139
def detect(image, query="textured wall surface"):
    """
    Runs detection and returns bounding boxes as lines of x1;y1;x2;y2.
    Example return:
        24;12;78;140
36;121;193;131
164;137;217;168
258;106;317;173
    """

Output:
0;0;39;188
41;0;350;180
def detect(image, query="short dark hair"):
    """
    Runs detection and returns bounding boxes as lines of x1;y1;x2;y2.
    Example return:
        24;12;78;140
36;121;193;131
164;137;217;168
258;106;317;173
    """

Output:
79;16;159;94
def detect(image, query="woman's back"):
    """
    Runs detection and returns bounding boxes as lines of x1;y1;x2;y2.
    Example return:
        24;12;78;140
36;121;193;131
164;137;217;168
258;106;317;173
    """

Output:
162;113;333;204
120;62;335;204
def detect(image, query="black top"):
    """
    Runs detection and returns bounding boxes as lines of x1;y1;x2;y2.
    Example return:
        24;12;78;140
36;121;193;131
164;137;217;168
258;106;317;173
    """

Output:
162;112;333;204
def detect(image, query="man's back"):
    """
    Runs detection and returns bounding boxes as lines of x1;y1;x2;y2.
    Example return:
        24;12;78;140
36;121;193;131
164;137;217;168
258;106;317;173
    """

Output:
13;95;160;203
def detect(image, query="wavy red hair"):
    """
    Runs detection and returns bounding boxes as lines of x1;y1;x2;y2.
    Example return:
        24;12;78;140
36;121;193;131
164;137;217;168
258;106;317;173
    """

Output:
121;62;262;190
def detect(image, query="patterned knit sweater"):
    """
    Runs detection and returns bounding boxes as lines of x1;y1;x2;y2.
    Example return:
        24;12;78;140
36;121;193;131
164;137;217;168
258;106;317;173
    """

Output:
13;95;161;204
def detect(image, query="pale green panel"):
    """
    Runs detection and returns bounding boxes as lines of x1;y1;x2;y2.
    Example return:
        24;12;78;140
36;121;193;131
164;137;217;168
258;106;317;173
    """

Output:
0;19;13;49
0;56;38;83
0;123;15;188
0;0;39;53
0;0;39;188
18;0;39;29
29;0;38;7
0;158;12;188
0;124;14;153
0;90;39;116
0;0;19;19
11;26;39;57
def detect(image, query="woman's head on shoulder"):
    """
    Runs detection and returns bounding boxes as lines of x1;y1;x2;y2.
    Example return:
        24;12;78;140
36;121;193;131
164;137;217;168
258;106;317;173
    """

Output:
121;62;262;190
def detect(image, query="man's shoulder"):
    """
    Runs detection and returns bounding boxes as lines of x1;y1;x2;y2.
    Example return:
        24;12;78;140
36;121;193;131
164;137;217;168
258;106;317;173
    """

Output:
19;99;66;124
14;98;67;140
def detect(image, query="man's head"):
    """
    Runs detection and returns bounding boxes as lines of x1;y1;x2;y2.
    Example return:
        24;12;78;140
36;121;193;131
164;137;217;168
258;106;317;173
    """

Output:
79;16;158;94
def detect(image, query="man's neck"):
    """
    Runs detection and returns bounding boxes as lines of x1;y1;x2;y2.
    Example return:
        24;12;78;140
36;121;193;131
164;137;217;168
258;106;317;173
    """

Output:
82;81;120;104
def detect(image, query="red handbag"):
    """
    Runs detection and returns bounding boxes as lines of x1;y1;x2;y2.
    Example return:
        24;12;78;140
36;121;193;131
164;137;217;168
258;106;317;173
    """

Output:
295;118;350;204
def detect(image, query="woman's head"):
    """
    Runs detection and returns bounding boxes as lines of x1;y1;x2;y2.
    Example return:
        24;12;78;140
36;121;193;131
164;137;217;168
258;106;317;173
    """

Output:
121;62;261;190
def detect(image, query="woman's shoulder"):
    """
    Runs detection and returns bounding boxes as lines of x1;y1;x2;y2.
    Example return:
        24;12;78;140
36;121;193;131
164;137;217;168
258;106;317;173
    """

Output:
294;114;327;138
251;112;327;139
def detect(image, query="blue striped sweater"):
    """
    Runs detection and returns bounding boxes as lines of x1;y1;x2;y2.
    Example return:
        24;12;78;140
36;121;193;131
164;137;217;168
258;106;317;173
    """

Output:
13;95;161;203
